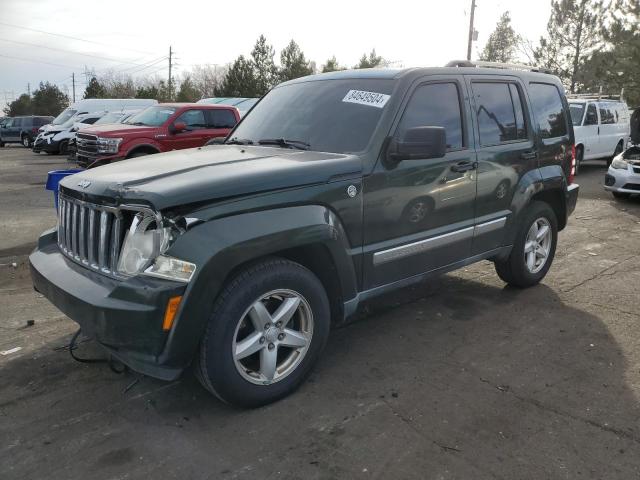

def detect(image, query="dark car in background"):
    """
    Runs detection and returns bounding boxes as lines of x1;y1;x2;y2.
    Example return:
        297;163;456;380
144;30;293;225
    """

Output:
0;116;54;147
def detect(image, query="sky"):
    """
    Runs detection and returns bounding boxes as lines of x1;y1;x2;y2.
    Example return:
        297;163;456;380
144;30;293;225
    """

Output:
0;0;551;108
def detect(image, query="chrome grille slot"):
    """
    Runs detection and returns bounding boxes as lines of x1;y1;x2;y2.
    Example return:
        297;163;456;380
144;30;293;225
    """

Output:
57;194;131;277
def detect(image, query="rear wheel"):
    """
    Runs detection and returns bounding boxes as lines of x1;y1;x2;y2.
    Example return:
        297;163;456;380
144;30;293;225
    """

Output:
196;258;330;407
21;135;31;148
607;141;624;167
494;201;557;288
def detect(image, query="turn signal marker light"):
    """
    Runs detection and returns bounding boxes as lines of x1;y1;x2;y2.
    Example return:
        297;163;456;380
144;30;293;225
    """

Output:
163;296;182;331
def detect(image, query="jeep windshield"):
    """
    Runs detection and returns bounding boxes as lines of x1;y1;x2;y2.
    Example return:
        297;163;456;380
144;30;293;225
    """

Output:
123;106;177;127
228;78;395;154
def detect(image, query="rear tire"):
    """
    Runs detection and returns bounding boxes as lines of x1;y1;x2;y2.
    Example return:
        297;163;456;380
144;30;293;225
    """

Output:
494;201;558;288
21;135;31;148
607;141;624;167
196;258;330;408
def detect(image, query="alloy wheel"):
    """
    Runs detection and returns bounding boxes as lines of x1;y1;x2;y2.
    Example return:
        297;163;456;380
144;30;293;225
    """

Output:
233;289;313;385
524;217;552;274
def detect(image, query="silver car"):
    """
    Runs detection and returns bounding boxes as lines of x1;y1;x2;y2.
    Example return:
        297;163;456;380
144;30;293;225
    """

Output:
604;145;640;199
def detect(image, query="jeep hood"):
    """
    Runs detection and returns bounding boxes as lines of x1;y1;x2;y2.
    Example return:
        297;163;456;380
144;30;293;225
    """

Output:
60;145;362;209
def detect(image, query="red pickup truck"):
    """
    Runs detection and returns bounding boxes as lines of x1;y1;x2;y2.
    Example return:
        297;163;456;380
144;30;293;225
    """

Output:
75;103;240;168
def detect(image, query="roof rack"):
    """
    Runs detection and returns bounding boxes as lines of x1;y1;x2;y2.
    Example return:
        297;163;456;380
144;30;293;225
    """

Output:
445;60;553;74
566;86;625;101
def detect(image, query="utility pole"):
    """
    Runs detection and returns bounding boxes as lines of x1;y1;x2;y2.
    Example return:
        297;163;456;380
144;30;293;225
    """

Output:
466;0;477;61
72;73;76;102
168;46;173;101
27;83;31;97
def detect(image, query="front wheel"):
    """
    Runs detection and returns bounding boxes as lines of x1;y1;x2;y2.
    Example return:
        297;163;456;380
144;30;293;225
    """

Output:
494;201;558;288
196;258;330;407
59;140;68;156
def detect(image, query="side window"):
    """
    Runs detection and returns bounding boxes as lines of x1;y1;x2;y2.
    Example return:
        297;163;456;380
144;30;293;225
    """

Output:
472;82;527;145
585;104;598;125
528;82;568;138
599;105;615;124
13;118;23;128
175;109;207;130
205;109;238;129
396;82;463;150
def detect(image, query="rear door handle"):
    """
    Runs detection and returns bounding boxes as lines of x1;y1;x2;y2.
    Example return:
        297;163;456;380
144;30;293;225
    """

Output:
520;151;538;160
451;161;478;172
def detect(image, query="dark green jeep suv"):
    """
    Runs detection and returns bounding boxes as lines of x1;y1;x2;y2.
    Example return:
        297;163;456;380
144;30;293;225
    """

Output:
30;64;579;407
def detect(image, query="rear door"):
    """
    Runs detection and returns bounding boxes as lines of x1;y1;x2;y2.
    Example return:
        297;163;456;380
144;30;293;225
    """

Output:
203;108;238;141
362;76;477;289
466;77;535;254
8;117;22;141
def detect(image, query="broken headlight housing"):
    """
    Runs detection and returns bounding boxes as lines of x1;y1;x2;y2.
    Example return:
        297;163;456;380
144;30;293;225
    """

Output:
117;212;195;282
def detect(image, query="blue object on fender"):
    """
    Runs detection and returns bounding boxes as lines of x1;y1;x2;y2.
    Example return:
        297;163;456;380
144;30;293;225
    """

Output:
46;169;84;211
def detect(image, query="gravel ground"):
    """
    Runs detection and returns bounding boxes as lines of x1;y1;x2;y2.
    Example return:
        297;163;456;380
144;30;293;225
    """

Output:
1;146;640;479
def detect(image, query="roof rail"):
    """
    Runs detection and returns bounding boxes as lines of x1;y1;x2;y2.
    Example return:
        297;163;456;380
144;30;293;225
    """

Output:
445;59;553;74
566;87;625;101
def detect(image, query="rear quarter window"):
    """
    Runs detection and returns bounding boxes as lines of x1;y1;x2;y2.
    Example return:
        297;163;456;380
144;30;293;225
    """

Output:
528;83;568;139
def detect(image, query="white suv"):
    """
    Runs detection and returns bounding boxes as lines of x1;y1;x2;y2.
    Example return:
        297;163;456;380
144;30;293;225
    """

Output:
569;98;630;173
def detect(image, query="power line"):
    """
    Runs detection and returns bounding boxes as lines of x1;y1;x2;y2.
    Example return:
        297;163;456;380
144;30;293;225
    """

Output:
0;20;155;56
0;37;160;66
0;52;78;70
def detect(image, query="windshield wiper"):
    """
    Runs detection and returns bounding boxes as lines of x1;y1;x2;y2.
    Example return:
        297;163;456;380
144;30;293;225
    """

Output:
226;137;254;145
258;138;310;150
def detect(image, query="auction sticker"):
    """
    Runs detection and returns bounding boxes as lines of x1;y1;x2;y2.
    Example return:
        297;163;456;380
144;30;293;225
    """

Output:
342;90;390;108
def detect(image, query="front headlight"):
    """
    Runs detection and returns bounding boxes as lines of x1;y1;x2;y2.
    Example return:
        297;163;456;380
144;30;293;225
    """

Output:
117;212;195;282
611;154;629;170
97;136;122;154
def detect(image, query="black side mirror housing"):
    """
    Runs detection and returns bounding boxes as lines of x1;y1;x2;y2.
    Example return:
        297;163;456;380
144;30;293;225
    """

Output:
388;126;447;162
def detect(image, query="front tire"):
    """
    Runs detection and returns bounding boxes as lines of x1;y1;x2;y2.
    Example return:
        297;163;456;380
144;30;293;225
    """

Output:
196;258;330;408
494;201;558;288
59;140;68;156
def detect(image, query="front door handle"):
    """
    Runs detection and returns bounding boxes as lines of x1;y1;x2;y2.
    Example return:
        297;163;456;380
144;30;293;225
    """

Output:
520;151;538;160
451;161;477;173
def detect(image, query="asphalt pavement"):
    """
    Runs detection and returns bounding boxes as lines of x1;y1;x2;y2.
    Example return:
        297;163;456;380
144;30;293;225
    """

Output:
1;146;640;479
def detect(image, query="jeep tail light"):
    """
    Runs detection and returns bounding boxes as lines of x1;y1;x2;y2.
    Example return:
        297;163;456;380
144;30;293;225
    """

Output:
31;127;38;133
568;144;576;185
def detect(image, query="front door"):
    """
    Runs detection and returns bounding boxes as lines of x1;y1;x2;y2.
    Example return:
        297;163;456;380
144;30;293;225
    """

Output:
168;109;209;149
467;78;536;254
362;78;477;289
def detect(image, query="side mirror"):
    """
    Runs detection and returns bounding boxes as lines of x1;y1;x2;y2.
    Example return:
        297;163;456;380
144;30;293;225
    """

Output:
171;121;187;134
388;126;447;162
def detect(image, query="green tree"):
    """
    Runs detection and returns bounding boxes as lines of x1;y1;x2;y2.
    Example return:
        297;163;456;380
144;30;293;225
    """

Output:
251;35;278;94
31;82;68;116
135;84;159;99
479;12;519;63
83;77;106;99
279;40;314;82
176;75;201;102
535;0;604;93
3;94;32;116
580;0;640;105
218;55;258;97
355;49;383;69
321;56;344;73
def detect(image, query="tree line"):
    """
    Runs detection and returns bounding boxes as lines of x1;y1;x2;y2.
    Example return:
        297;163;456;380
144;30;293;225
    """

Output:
480;0;639;105
4;0;639;117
